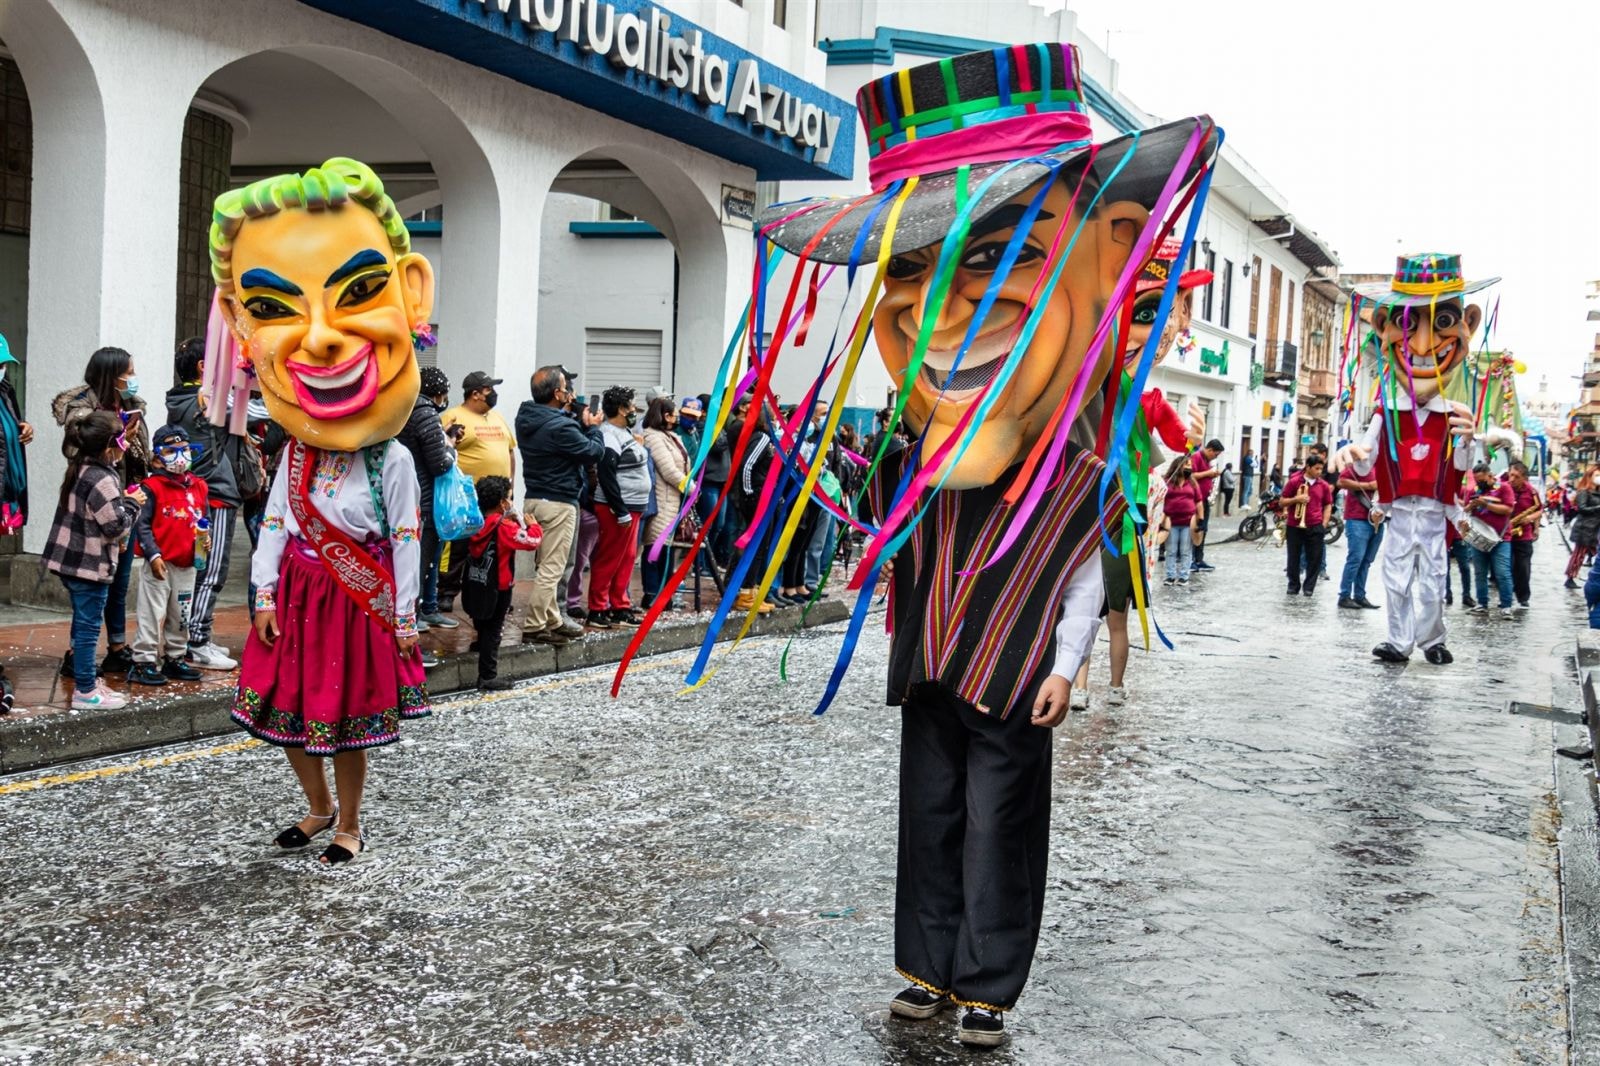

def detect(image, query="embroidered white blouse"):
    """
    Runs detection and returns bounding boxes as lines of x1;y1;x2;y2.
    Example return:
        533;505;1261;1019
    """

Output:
252;441;423;636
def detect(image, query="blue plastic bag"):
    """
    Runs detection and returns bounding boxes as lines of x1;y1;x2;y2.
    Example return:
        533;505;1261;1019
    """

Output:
433;463;483;541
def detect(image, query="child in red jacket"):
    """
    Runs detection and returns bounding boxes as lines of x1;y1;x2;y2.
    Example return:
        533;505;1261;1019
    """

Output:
466;476;542;691
130;425;210;686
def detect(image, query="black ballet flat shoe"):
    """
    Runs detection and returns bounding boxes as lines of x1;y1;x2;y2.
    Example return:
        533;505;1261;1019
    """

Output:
1424;644;1454;665
319;831;366;865
1371;642;1410;663
274;811;336;850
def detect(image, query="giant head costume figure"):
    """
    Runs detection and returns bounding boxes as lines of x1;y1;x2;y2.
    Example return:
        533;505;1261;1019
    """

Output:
1353;253;1495;408
210;158;435;452
759;44;1217;489
1122;236;1212;374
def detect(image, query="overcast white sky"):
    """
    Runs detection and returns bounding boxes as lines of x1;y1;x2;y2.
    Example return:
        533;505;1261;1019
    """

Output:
1062;0;1600;402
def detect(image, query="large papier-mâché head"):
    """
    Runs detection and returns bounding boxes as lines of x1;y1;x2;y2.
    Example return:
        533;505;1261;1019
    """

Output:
758;44;1217;489
1354;254;1497;407
873;177;1153;488
210;158;434;451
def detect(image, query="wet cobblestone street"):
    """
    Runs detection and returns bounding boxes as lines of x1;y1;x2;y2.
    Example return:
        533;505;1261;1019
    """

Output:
0;539;1582;1064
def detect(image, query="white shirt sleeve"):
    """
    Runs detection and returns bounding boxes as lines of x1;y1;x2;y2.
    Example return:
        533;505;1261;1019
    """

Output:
383;441;423;634
250;460;291;609
1044;560;1105;681
1351;413;1382;477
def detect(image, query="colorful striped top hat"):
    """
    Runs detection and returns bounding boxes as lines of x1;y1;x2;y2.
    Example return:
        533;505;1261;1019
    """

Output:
1352;253;1499;307
1136;236;1213;294
760;43;1218;264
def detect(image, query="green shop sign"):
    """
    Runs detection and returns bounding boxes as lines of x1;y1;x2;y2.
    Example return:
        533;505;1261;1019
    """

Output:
1199;341;1229;375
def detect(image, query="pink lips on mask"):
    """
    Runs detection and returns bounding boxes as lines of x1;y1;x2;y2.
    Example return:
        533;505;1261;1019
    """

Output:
286;346;379;419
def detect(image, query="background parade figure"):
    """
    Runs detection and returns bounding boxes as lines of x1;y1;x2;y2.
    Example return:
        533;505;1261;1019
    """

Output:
1338;254;1506;665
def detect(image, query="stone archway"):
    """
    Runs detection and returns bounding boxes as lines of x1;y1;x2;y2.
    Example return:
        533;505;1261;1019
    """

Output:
540;139;741;400
186;43;501;388
0;2;105;553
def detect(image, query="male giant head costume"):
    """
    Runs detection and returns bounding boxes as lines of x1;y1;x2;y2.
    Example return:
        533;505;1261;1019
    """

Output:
209;157;435;451
1352;253;1495;407
758;44;1218;489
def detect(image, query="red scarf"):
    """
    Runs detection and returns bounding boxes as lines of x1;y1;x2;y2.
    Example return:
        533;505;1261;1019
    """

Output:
286;440;396;631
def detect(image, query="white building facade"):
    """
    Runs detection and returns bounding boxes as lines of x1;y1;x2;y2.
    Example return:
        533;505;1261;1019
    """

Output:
0;0;853;557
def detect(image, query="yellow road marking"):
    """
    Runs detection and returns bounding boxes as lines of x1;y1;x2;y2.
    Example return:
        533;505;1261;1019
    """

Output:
1;649;710;797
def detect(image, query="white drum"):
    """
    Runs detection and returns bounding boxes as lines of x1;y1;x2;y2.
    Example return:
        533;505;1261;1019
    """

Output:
1463;517;1502;553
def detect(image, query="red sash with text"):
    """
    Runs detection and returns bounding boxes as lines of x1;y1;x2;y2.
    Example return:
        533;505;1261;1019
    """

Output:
286;440;396;631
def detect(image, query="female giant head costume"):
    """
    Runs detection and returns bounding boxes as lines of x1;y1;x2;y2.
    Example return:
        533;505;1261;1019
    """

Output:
209;157;436;451
615;45;1221;709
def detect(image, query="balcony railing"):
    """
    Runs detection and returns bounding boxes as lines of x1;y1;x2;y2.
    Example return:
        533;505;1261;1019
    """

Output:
1262;341;1298;385
1298;369;1338;398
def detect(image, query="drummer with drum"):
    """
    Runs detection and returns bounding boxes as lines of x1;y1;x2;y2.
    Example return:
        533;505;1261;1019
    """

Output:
1462;462;1516;617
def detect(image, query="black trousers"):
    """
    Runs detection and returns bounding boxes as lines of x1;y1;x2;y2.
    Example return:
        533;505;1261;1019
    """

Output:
472;588;513;681
1510;540;1534;606
1285;526;1325;593
439;538;470;608
1192;498;1211;564
1221;488;1234;515
896;683;1052;1011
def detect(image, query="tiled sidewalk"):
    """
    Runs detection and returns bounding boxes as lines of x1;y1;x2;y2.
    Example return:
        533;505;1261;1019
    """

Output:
0;567;733;722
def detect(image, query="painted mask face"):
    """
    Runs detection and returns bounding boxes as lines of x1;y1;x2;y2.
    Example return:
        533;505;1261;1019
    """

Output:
1372;299;1481;405
873;180;1150;488
1122;287;1194;374
220;206;435;451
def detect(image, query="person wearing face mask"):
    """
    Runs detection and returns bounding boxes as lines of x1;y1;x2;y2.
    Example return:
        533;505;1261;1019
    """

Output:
165;337;244;673
53;346;152;680
127;425;208;687
588;385;650;628
437;370;515;611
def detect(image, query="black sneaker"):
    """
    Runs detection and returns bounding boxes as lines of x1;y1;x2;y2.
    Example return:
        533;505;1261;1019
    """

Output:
889;985;951;1021
1424;644;1454;665
957;1007;1006;1047
569;606;589;621
587;612;614;629
1371;642;1409;663
60;651;106;679
478;677;514;692
101;646;135;675
128;662;167;686
608;610;640;628
161;657;203;682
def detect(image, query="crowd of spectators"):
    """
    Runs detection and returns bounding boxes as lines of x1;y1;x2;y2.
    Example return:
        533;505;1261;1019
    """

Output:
18;344;874;709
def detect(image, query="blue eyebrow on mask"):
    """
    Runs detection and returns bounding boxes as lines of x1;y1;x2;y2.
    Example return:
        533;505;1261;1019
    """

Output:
239;268;303;296
325;249;389;287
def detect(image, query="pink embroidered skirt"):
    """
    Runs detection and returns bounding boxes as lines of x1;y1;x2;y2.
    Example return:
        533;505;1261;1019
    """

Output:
233;537;429;756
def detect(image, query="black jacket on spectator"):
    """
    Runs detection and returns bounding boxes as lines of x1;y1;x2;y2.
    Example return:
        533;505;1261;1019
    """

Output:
165;385;242;508
516;401;604;506
702;428;731;485
395;395;455;515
